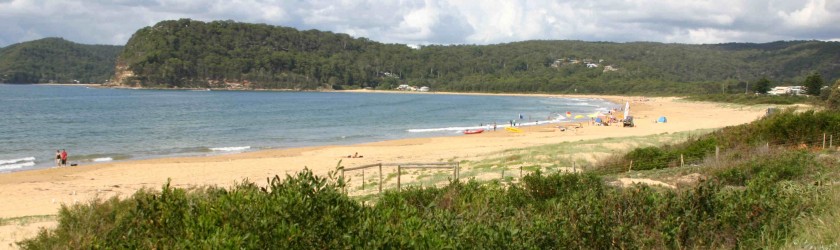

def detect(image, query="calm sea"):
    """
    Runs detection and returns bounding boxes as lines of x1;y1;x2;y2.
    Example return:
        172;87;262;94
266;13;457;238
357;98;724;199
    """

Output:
0;84;615;172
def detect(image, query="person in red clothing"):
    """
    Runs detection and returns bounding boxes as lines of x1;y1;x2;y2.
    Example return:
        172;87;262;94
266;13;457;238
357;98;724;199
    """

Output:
60;149;68;167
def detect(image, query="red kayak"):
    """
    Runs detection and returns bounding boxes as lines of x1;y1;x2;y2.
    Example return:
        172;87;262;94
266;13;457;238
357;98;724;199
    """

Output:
464;129;485;134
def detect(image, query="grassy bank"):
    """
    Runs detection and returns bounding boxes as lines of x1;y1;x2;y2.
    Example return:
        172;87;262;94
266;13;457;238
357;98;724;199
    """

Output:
685;94;813;105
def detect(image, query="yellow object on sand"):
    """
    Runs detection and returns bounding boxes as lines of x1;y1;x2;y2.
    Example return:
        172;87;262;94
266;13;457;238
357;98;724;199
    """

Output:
505;127;523;133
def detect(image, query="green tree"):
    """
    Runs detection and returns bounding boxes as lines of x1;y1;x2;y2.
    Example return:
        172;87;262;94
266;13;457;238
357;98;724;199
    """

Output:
825;80;840;110
752;77;771;94
0;38;122;83
804;72;825;95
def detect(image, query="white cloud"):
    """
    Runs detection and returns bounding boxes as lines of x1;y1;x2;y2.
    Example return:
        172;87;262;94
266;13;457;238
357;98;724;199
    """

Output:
0;0;839;47
779;0;827;27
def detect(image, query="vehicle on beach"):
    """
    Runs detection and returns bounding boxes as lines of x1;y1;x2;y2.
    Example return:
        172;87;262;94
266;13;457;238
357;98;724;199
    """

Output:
623;116;635;127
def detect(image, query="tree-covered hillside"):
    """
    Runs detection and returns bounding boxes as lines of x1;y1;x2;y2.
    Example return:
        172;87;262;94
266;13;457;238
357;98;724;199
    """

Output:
0;38;123;83
116;19;840;94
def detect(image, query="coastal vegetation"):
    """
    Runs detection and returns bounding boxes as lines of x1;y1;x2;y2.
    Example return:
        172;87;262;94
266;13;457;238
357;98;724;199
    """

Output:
115;19;840;94
686;93;812;105
0;38;123;84
2;19;837;96
19;110;840;249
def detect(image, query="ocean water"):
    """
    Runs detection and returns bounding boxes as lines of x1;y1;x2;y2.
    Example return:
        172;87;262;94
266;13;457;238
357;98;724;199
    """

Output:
0;84;616;172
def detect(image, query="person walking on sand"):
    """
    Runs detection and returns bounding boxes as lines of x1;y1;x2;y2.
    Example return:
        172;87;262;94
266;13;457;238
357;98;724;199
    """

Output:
60;149;68;167
55;150;61;167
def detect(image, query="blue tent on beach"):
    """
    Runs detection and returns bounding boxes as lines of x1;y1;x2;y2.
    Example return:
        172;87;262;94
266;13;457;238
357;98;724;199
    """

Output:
657;116;668;123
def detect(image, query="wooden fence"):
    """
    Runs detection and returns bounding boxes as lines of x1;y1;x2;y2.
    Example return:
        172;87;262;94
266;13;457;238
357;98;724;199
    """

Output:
341;162;459;194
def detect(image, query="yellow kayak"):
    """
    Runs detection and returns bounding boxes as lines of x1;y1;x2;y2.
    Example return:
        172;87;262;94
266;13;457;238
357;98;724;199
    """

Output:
505;127;523;133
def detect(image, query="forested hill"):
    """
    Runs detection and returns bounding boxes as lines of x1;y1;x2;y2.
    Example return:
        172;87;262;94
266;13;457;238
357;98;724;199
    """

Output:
0;38;123;83
116;19;840;94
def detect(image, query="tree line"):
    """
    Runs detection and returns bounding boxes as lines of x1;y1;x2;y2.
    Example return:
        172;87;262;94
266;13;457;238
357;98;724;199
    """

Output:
2;19;838;94
0;38;123;83
115;19;840;94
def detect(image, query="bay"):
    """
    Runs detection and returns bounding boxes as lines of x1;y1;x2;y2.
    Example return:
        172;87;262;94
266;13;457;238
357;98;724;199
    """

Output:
0;84;615;172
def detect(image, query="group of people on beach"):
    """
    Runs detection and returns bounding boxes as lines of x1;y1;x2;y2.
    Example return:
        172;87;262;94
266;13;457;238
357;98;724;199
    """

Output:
55;149;68;167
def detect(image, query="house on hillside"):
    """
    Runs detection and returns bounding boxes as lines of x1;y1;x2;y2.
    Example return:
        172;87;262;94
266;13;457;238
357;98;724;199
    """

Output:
603;65;618;72
768;86;806;95
551;59;563;68
768;86;790;95
586;63;599;68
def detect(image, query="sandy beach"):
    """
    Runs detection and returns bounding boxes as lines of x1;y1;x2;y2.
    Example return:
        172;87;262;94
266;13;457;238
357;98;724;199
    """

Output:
0;94;768;247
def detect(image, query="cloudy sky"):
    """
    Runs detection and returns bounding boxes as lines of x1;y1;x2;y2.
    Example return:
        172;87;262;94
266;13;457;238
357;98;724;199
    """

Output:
1;0;839;47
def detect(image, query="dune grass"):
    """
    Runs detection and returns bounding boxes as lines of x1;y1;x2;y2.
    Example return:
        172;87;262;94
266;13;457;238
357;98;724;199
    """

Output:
0;215;56;227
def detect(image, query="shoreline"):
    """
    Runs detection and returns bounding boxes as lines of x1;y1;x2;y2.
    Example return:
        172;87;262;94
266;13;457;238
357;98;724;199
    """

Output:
1;83;102;87
0;94;769;218
0;94;769;246
95;84;640;104
2;88;625;174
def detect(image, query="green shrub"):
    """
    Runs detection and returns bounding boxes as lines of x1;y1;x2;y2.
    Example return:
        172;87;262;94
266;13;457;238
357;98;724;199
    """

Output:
19;166;821;249
625;146;671;170
20;168;363;249
715;150;816;186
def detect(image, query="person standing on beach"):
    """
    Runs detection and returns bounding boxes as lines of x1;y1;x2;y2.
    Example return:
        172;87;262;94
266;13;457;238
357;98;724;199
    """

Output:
55;150;61;167
493;122;497;131
60;149;68;167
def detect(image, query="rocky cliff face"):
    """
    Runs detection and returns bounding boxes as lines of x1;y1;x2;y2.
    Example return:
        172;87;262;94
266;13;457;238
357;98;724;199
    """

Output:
111;60;136;87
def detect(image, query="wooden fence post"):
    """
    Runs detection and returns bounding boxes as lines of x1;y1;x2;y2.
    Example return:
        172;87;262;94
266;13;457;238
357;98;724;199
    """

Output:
397;165;401;191
715;146;720;162
573;160;576;173
378;163;383;194
823;133;827;149
680;154;684;167
628;160;633;172
453;163;457;180
456;162;460;181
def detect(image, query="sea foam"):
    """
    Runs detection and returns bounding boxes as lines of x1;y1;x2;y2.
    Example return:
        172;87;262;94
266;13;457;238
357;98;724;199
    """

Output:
407;118;571;133
0;157;35;165
0;160;35;171
92;157;113;162
210;146;251;152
